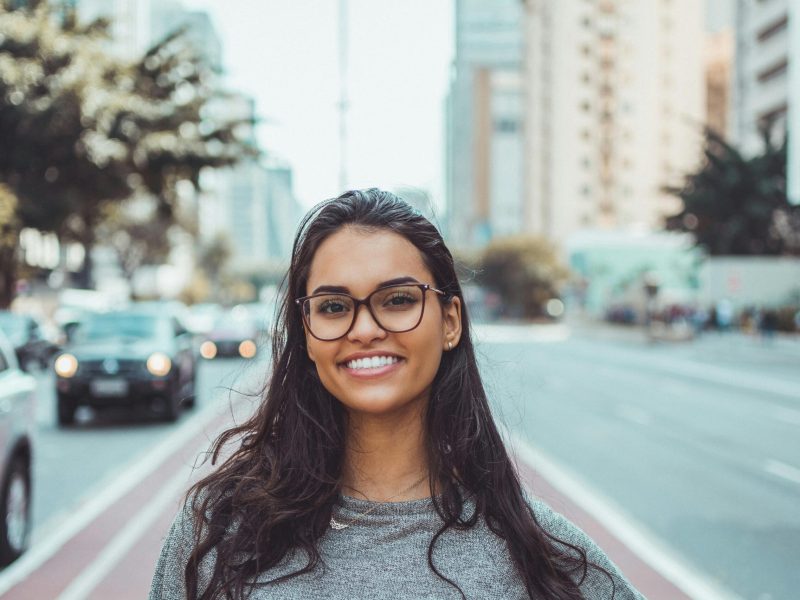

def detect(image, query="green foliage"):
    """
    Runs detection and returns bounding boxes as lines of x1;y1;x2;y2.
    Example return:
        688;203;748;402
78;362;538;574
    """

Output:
476;236;569;318
198;232;231;284
665;127;800;255
0;3;255;304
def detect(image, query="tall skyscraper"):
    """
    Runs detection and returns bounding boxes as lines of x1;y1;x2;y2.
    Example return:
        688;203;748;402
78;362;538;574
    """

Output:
789;1;799;205
706;29;734;139
445;0;524;248
522;0;705;245
732;0;792;154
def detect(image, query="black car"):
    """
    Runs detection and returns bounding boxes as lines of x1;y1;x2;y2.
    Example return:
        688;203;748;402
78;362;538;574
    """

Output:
53;310;196;426
0;311;60;372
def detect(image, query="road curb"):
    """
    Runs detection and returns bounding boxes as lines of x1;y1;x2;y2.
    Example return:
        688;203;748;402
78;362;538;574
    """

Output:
507;430;743;600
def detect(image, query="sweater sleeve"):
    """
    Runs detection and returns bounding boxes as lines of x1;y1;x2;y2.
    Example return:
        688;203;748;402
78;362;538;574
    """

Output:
530;499;644;600
149;501;196;600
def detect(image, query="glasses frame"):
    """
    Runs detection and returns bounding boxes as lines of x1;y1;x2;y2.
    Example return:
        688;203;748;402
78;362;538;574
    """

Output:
295;283;446;341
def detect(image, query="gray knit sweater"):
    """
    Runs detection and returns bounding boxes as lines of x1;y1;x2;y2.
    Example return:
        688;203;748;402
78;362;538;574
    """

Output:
149;494;643;599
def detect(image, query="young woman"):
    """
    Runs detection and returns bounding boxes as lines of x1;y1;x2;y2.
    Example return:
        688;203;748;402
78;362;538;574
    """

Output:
150;189;642;599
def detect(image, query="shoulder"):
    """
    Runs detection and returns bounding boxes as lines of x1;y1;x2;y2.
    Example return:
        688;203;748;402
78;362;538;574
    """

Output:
149;496;211;600
527;498;644;600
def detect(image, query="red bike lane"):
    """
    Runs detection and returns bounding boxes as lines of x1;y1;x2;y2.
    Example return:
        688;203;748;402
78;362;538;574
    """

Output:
0;409;693;600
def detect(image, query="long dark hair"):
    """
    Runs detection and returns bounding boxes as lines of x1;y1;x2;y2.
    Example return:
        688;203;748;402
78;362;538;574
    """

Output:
185;189;609;599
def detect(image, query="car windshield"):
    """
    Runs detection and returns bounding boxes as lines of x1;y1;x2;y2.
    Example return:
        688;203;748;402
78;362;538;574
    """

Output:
0;313;26;338
76;313;161;342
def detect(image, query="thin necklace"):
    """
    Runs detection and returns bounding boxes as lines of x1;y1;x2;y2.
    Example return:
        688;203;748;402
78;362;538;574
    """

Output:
330;473;429;531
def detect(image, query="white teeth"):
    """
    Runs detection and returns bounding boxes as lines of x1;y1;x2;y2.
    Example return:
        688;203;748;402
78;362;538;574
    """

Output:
345;356;399;370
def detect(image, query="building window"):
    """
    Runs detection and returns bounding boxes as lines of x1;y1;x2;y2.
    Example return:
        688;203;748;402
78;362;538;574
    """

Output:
757;102;788;129
757;14;788;42
494;118;518;133
757;58;788;83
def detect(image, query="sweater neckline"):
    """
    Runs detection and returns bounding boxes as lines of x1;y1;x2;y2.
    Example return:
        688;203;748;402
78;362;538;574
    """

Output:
336;493;439;517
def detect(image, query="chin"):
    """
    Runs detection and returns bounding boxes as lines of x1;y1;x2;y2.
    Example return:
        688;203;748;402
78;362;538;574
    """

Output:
339;390;426;417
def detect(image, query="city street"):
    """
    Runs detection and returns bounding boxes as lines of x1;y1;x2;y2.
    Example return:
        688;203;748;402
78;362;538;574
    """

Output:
0;323;797;598
477;322;800;600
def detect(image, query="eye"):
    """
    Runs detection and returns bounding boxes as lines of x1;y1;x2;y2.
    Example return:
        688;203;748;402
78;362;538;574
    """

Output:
316;297;352;316
383;292;418;308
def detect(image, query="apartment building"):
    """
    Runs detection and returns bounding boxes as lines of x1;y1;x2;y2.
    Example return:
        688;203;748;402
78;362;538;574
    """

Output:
445;0;524;248
732;0;794;154
522;0;705;245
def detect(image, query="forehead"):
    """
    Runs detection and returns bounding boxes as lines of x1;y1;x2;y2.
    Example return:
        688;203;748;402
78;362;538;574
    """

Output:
306;227;432;294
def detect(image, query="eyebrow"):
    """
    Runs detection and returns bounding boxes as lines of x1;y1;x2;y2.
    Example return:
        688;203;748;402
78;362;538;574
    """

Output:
311;276;420;295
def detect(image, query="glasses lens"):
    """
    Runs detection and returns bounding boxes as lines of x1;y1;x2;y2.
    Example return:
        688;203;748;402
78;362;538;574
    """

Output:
369;285;425;333
304;294;355;340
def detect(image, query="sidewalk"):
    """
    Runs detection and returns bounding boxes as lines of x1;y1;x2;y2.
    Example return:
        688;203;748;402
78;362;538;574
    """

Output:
0;402;703;599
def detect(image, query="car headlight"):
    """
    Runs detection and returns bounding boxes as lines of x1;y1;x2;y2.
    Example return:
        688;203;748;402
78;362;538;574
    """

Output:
54;353;79;378
146;352;172;376
238;339;257;359
200;340;217;359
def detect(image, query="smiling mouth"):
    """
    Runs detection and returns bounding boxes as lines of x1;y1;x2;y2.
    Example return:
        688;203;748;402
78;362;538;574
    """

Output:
342;355;401;371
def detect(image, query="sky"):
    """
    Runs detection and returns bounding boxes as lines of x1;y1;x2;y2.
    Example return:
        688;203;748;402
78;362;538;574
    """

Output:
183;0;455;209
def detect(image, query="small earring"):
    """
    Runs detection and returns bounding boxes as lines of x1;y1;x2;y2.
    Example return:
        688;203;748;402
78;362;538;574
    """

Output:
447;341;453;351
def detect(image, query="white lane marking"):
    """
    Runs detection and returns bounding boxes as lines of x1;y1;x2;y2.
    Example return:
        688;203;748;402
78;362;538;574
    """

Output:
0;402;226;597
619;353;799;400
615;404;653;426
770;407;800;426
764;459;800;485
474;323;571;344
503;428;743;600
57;442;204;600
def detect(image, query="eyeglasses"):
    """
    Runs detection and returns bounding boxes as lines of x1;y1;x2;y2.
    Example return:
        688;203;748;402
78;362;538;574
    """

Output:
295;283;446;341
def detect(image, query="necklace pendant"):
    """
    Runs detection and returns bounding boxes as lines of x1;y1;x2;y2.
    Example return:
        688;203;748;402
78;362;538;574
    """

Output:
330;517;349;530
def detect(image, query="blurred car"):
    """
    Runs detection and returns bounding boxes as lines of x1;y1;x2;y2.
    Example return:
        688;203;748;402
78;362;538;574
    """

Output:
184;303;223;337
0;329;35;567
0;311;60;371
53;309;196;426
199;308;260;360
237;302;274;340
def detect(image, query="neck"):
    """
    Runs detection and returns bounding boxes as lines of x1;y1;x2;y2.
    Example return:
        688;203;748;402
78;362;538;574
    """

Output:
341;404;431;502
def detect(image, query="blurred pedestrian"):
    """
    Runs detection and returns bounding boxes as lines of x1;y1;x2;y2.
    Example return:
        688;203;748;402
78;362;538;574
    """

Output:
150;189;641;599
759;308;778;342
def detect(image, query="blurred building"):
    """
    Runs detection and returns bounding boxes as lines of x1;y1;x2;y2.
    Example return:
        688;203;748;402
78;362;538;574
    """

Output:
76;0;221;67
445;0;524;248
787;2;799;205
199;159;300;271
198;95;302;271
522;0;705;245
731;0;792;154
706;29;734;138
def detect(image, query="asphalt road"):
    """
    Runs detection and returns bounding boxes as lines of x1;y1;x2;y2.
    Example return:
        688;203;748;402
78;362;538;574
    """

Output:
21;325;800;599
28;352;271;540
476;324;800;600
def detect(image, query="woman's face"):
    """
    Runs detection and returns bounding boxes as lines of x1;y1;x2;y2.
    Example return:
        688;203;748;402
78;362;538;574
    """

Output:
303;226;461;419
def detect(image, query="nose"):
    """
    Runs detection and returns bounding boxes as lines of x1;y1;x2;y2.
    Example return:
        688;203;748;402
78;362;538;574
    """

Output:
346;303;386;343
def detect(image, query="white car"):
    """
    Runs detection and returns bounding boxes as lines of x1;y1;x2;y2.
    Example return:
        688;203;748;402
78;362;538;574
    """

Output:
0;330;35;566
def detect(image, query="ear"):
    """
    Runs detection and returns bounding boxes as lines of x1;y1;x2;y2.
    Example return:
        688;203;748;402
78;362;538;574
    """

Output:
441;296;462;351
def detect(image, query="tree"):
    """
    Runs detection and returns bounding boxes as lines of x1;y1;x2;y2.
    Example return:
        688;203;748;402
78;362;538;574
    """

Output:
477;236;570;319
665;127;800;255
0;3;255;306
0;4;135;300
